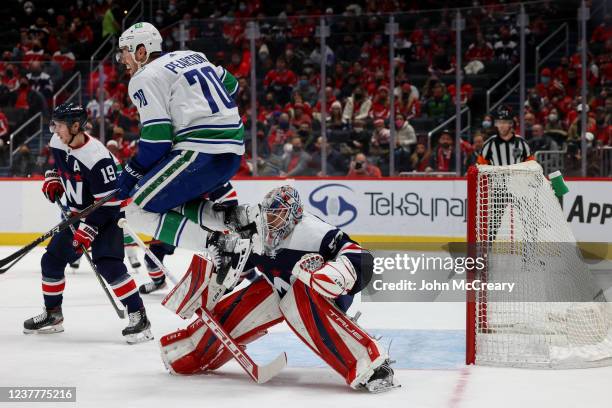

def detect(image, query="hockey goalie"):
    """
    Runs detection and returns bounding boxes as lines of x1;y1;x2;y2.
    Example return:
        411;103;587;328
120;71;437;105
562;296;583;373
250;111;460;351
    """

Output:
159;186;399;393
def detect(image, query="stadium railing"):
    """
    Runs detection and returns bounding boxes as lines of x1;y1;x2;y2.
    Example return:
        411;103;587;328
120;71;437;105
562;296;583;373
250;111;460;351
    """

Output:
534;149;567;175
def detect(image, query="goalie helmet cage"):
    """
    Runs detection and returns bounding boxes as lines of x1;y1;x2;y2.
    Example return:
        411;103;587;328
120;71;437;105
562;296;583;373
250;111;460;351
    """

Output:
465;161;612;368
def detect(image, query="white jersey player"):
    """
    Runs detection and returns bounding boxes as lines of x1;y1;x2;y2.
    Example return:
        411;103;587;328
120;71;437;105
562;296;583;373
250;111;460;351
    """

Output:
159;186;399;393
114;22;251;275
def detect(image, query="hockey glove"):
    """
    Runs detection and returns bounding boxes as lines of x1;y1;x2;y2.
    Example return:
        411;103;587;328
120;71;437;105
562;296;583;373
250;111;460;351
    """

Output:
117;159;145;200
72;222;98;254
42;169;64;203
291;253;357;298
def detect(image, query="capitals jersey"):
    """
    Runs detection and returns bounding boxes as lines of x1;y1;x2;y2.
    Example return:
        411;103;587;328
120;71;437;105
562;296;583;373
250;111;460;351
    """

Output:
128;50;243;170
246;212;371;301
50;133;122;227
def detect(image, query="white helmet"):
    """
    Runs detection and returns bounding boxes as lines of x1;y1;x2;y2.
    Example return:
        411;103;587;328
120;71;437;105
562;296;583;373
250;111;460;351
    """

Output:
117;22;162;65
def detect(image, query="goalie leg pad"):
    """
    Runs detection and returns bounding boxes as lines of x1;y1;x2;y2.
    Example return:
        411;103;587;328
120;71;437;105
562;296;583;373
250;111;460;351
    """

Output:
161;253;215;319
159;277;283;374
279;281;387;388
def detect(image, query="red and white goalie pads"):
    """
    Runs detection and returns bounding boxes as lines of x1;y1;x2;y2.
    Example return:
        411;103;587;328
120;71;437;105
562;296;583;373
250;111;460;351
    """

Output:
159;278;283;374
161;253;215;319
279;281;387;389
291;253;357;298
162;251;245;318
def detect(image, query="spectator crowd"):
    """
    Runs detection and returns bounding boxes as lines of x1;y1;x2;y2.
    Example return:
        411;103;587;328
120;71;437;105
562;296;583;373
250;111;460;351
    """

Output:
0;0;610;177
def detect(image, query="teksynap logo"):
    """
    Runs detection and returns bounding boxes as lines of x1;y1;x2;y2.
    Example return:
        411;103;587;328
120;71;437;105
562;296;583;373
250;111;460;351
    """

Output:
308;184;357;227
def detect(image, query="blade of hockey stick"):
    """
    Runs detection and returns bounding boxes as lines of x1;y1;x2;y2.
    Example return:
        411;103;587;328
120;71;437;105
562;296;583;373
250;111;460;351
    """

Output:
198;307;287;384
57;201;126;319
0;189;119;274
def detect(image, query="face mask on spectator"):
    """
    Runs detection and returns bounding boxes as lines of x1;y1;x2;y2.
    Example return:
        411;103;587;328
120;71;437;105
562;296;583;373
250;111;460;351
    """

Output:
548;113;558;122
156;16;164;24
482;120;492;128
279;121;289;130
541;76;550;86
299;79;309;88
283;143;293;154
395;119;404;129
298;129;309;137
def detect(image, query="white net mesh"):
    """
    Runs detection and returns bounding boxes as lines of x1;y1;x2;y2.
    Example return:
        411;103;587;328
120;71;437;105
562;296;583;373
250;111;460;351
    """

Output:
471;161;612;368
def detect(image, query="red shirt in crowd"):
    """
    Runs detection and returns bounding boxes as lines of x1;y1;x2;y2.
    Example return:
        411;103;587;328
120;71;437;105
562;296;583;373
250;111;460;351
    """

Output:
347;164;382;178
264;69;297;88
0;111;9;139
465;43;494;62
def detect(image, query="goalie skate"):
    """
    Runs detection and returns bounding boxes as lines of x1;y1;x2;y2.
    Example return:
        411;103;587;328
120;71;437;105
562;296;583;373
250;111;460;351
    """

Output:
23;307;64;334
360;360;401;394
122;308;153;344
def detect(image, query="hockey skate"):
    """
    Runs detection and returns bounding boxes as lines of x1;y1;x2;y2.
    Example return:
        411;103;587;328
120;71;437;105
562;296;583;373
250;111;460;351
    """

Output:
222;204;262;238
122;307;153;344
207;231;252;289
360;359;400;393
23;307;64;334
125;245;141;272
139;277;167;294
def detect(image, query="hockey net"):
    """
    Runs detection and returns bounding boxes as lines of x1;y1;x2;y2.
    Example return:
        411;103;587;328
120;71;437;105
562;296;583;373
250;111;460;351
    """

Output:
466;161;612;368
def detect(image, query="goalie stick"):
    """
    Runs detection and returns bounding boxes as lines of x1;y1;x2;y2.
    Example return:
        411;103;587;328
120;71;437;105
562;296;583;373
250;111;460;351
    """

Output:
118;218;287;384
0;189;119;274
56;201;126;319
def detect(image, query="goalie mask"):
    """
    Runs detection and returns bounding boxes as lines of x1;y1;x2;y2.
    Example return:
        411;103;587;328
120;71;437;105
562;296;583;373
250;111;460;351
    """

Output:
260;185;303;257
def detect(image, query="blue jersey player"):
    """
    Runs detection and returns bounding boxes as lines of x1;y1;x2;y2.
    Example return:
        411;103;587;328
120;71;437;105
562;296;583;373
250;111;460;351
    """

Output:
23;103;153;344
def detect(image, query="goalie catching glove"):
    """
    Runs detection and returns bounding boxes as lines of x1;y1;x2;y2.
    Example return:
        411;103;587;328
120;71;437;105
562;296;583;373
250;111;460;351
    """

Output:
291;253;357;298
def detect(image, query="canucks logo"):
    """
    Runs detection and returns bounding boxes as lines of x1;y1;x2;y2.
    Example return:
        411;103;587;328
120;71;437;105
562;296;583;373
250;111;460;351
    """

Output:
308;184;357;227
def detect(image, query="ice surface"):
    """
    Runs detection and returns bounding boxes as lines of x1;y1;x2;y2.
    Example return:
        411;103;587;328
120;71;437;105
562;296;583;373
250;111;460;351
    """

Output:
1;246;611;408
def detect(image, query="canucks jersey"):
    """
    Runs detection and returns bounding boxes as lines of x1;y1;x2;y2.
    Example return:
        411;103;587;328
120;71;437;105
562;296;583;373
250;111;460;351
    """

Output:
49;133;122;227
246;212;372;299
128;50;243;170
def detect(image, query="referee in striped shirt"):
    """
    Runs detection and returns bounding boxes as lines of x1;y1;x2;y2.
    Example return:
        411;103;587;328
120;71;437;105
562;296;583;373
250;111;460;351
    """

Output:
477;106;534;165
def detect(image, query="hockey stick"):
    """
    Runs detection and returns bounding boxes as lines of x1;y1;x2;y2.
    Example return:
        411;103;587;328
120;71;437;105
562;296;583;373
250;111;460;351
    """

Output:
118;218;286;383
0;189;119;274
56;201;126;319
117;218;178;285
196;306;287;384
